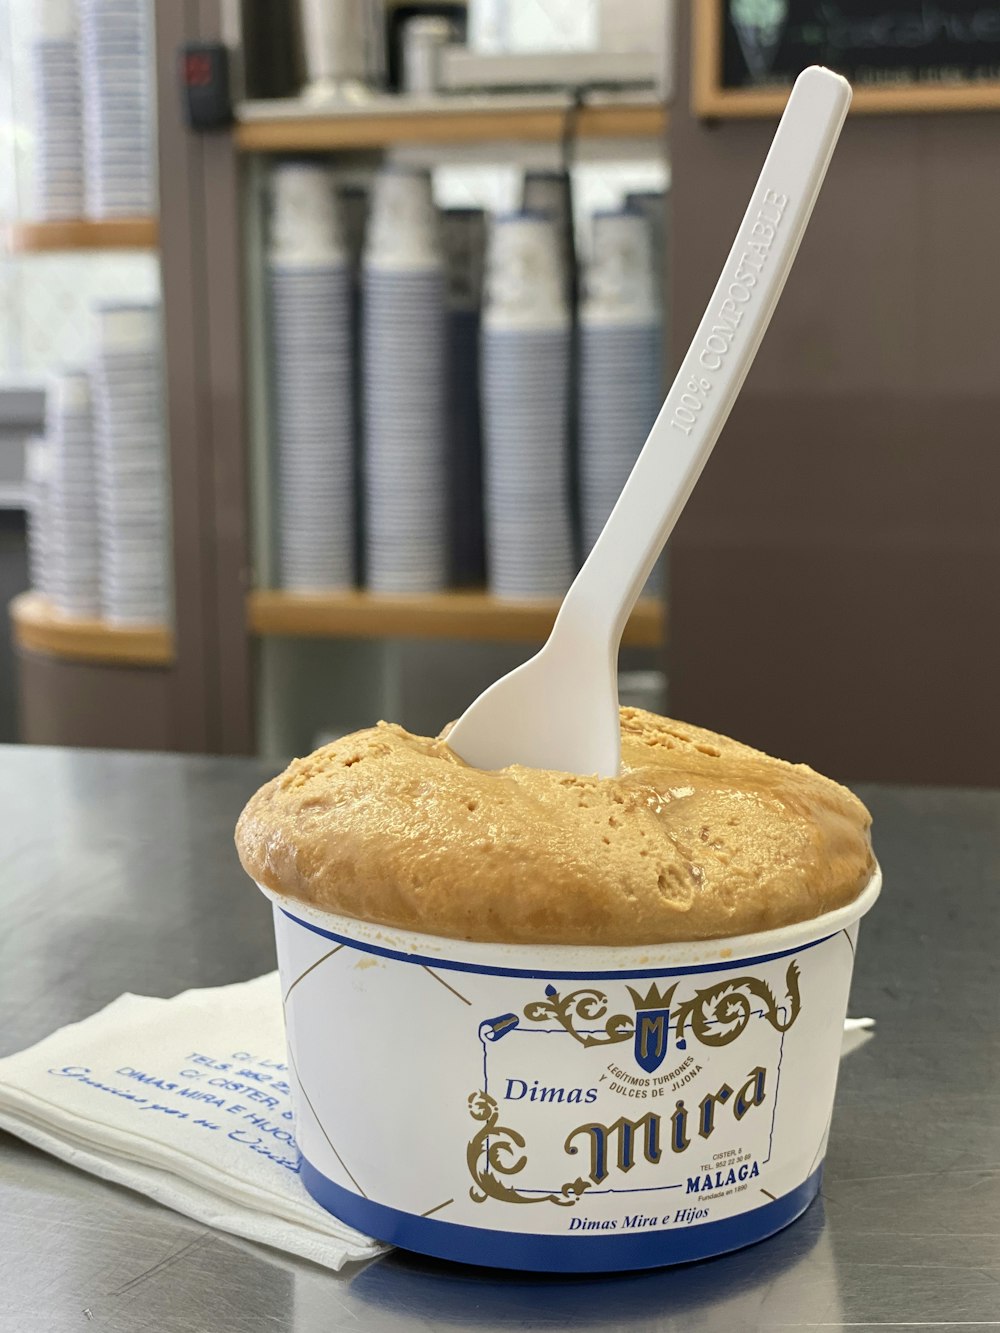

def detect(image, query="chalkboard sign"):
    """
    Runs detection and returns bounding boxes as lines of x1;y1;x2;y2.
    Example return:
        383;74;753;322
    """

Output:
693;0;1000;117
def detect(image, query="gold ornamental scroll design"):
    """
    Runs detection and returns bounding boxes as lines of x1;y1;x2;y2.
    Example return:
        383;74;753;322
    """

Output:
522;985;636;1047
523;961;802;1050
466;1092;592;1207
674;961;801;1046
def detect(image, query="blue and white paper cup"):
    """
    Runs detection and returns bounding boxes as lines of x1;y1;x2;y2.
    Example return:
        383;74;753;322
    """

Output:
259;868;880;1272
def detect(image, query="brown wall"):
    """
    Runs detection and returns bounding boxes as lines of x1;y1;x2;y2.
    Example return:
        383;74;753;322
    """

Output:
18;653;174;751
156;0;254;755
668;10;1000;785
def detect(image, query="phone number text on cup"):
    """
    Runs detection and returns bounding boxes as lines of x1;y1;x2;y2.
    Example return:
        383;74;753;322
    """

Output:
670;188;789;438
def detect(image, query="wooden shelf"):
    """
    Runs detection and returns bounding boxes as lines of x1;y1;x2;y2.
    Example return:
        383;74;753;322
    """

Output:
248;588;665;646
10;593;174;666
235;96;668;152
5;217;158;253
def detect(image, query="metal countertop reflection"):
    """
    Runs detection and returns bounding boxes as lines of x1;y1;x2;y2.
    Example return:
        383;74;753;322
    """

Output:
1;745;998;1332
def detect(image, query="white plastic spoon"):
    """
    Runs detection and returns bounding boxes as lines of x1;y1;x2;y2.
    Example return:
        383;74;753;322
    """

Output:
448;66;852;777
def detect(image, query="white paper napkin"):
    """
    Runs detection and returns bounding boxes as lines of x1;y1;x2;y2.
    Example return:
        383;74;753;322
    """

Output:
0;973;383;1271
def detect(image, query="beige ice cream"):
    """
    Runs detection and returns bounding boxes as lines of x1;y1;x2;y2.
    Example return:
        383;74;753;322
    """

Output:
235;707;873;947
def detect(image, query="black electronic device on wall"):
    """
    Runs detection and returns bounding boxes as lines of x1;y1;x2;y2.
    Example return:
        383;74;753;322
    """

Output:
179;42;234;130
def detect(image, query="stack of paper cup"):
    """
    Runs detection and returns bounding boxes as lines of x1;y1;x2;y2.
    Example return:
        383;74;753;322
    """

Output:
92;302;171;625
337;180;368;580
523;169;578;568
79;0;155;218
579;209;663;598
481;212;574;600
337;182;369;275
361;166;447;594
443;207;486;587
522;169;575;297
625;189;668;310
24;439;53;600
268;162;355;591
46;370;102;617
30;0;85;221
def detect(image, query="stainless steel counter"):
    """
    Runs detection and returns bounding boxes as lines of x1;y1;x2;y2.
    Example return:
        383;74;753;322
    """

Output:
1;745;998;1332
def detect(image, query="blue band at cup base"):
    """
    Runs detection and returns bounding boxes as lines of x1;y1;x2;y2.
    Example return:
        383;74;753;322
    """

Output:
299;1156;824;1273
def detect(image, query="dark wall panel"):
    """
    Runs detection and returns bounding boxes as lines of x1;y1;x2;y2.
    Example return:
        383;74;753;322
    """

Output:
18;652;173;751
668;9;1000;785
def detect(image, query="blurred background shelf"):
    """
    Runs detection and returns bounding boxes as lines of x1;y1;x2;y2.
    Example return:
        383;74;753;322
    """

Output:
10;593;173;666
248;589;665;645
5;218;158;253
235;95;668;152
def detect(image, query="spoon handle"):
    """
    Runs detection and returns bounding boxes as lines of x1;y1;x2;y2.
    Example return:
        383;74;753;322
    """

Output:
558;66;851;649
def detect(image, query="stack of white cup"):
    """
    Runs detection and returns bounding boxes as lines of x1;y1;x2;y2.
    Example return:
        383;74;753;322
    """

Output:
337;182;369;275
46;370;102;617
361;166;447;594
625;188;668;311
30;0;85;221
579;208;663;598
91;302;171;624
522;169;575;297
268;162;355;591
337;180;368;581
79;0;155;218
442;207;486;587
481;211;575;599
25;439;54;601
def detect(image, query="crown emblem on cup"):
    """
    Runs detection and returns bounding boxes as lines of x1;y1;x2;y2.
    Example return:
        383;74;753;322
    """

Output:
626;982;676;1012
626;983;677;1073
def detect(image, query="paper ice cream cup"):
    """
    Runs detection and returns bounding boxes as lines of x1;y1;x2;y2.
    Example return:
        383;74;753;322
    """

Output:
258;866;880;1273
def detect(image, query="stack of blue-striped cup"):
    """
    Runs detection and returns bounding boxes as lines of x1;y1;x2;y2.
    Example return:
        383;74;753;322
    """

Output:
579;208;663;598
30;0;85;221
46;369;101;617
79;0;155;218
481;211;575;599
91;301;171;625
268;162;355;591
361;166;447;594
442;207;486;587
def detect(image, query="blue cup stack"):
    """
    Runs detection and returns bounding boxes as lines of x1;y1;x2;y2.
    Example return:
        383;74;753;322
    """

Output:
79;0;155;218
46;369;101;618
30;1;85;221
268;163;356;592
481;211;575;600
442;207;487;587
361;166;447;594
579;208;663;600
25;439;53;601
91;301;171;625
